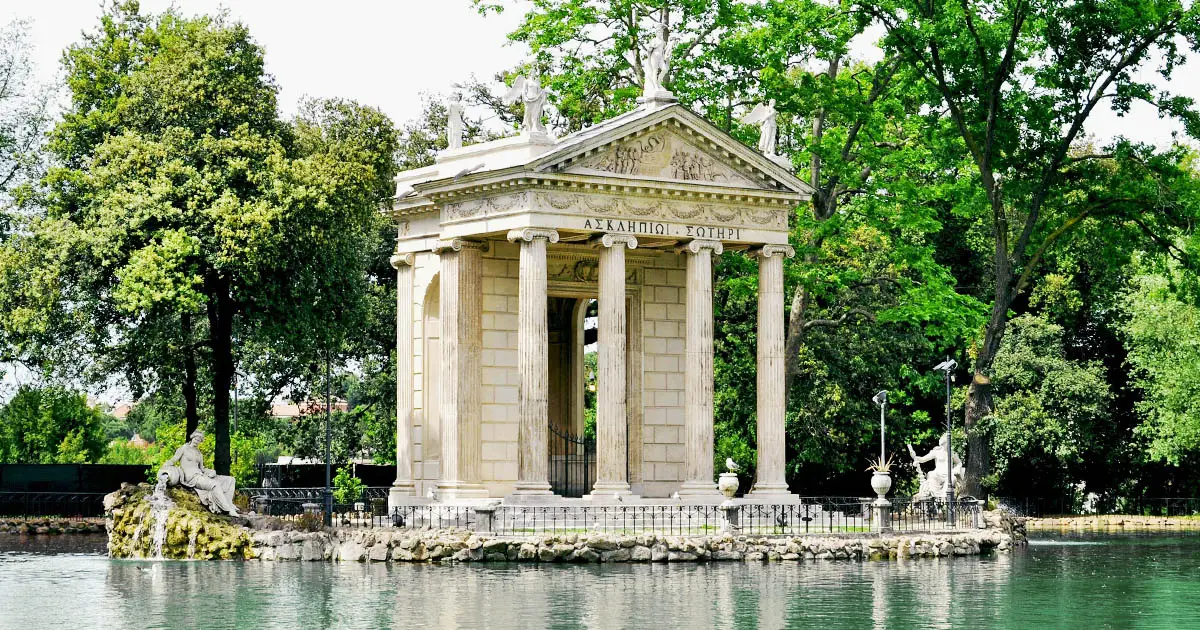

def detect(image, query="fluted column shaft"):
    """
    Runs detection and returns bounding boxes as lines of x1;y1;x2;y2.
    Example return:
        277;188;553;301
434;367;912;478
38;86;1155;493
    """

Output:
509;228;559;497
678;239;723;497
390;253;416;502
436;238;489;499
749;245;797;499
592;233;637;496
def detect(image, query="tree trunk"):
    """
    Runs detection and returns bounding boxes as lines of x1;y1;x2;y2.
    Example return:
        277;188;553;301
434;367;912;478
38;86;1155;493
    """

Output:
963;290;1012;497
206;277;235;476
181;312;200;438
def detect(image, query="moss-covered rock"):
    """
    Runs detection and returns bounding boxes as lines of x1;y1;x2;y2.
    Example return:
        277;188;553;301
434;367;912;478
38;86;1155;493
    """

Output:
105;484;253;560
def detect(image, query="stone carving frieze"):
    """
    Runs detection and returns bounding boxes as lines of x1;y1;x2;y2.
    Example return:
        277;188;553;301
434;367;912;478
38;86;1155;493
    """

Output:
442;191;529;221
534;192;786;230
571;130;757;188
547;252;646;284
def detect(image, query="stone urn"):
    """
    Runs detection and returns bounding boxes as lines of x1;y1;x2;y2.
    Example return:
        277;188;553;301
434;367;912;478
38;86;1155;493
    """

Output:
718;472;740;499
870;471;892;499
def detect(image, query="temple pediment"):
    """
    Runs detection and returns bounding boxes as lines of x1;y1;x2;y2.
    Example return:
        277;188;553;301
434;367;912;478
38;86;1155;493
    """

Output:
530;104;811;195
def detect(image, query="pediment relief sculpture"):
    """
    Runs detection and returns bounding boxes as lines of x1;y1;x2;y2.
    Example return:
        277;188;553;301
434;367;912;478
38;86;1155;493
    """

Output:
568;131;757;188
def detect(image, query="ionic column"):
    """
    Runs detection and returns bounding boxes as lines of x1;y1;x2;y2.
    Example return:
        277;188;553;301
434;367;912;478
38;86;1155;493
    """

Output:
748;244;799;503
508;228;559;498
435;238;489;500
591;233;637;497
677;239;723;499
389;252;417;507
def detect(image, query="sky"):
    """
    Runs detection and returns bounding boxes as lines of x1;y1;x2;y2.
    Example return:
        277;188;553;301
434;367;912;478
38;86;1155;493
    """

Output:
8;1;1200;144
6;0;531;127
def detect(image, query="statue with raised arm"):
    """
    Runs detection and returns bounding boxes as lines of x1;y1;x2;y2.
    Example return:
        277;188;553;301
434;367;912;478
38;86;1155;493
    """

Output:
740;100;779;155
625;26;673;101
906;433;963;501
502;72;547;133
446;93;465;150
158;431;240;516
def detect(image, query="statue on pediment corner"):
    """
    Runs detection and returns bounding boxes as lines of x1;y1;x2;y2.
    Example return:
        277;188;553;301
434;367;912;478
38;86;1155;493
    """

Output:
503;72;548;134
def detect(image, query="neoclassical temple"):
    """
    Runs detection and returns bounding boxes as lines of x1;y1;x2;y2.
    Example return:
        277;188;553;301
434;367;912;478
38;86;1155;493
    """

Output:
386;81;811;505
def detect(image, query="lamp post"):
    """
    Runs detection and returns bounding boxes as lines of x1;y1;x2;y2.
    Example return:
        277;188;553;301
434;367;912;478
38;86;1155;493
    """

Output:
323;351;333;527
933;358;957;524
872;390;888;465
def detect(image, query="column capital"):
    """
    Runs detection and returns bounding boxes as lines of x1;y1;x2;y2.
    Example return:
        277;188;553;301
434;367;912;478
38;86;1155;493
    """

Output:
676;239;723;256
750;244;795;259
433;238;489;254
590;233;638;250
389;252;416;269
507;228;560;244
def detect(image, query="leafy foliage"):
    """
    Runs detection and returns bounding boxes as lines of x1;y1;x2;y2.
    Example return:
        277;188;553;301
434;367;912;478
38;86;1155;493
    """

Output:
0;385;107;464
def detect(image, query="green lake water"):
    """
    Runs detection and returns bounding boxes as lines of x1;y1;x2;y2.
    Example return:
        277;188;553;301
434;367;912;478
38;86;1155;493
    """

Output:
1;533;1198;629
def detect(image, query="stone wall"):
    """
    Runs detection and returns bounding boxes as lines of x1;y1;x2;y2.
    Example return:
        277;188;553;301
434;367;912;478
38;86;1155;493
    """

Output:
249;527;1016;563
1026;515;1200;531
1;517;105;536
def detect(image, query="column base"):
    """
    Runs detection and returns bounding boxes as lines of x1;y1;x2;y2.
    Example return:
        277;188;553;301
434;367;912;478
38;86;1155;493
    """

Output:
676;480;724;504
436;482;490;501
745;483;800;505
588;480;634;499
506;482;558;505
388;487;433;511
387;483;417;511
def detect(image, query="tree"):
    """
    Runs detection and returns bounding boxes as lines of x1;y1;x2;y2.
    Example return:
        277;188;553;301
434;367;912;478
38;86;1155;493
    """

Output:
0;385;107;464
984;314;1113;497
0;19;51;206
867;0;1200;493
0;4;397;475
1123;249;1200;468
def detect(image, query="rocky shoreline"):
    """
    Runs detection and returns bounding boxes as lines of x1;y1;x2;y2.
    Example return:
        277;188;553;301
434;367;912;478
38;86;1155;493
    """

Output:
1;517;106;536
248;527;1018;563
1026;515;1200;531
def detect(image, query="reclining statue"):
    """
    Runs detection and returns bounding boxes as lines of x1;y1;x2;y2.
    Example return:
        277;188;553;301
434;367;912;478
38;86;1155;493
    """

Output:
158;430;240;516
906;433;964;501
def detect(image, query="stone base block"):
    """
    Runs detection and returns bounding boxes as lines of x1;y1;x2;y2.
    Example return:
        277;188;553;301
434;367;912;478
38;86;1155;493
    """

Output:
676;481;724;504
436;483;490;501
504;492;566;505
742;489;801;505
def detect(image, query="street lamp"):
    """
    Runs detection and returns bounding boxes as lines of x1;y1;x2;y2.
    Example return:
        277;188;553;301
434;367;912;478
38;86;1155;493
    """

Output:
872;390;888;466
324;350;333;527
933;358;957;523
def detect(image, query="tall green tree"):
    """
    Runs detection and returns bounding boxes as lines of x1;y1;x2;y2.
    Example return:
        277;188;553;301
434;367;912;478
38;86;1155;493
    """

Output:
0;3;397;474
0;385;107;464
867;0;1200;493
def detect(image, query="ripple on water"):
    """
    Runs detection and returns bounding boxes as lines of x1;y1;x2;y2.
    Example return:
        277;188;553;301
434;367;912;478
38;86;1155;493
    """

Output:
2;537;1200;629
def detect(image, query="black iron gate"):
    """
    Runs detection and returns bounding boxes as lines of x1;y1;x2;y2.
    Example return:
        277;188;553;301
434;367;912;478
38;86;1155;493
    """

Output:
549;424;595;497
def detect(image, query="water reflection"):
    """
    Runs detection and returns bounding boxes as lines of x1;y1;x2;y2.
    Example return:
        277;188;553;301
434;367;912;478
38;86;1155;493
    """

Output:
3;537;1200;629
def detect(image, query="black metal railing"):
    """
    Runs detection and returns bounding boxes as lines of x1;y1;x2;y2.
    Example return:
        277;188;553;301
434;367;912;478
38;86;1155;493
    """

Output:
492;505;722;536
993;496;1200;518
239;486;392;501
0;492;108;518
548;424;595;498
888;498;983;531
735;501;872;535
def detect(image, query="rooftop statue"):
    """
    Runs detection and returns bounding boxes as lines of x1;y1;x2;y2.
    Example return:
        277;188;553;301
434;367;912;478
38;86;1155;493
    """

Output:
740;100;780;156
503;73;548;134
158;430;240;516
626;26;673;102
907;433;963;501
446;93;465;150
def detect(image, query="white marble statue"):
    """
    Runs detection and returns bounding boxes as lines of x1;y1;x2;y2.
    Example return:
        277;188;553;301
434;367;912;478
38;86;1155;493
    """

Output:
626;27;673;101
158;431;240;516
446;93;465;150
503;73;548;133
740;100;779;155
907;433;963;501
